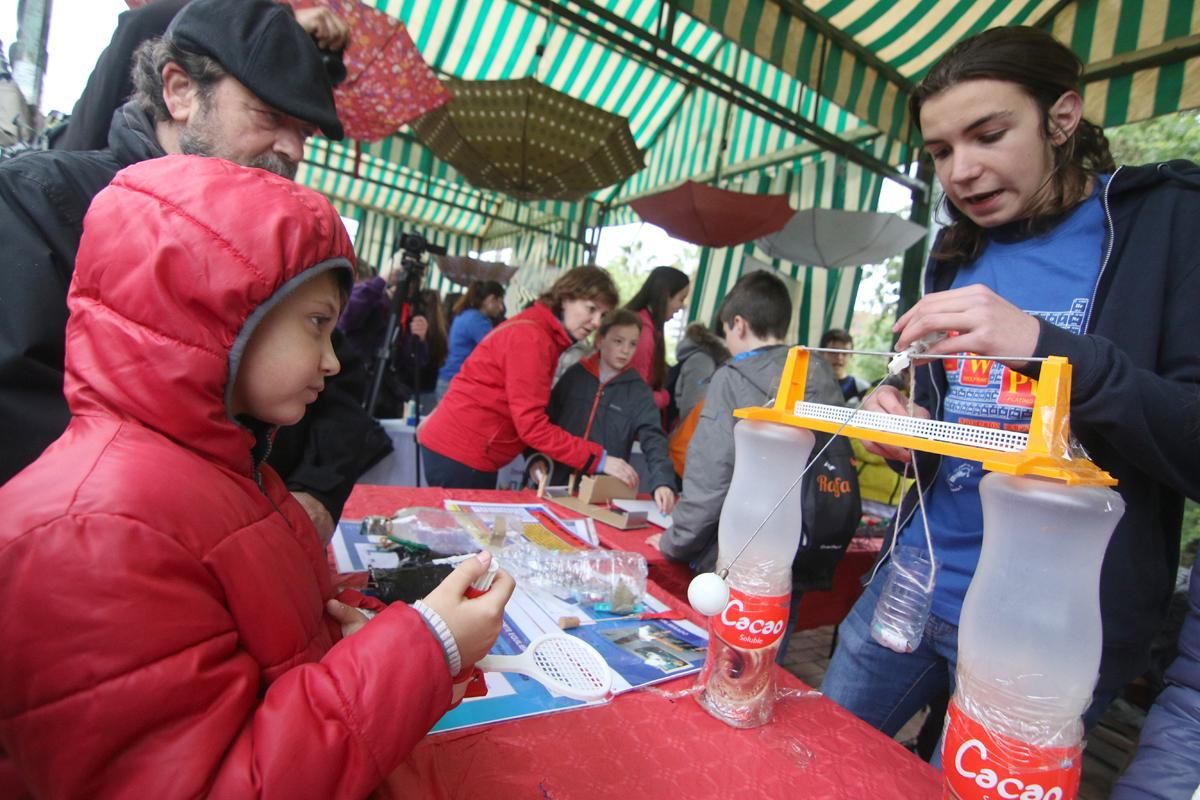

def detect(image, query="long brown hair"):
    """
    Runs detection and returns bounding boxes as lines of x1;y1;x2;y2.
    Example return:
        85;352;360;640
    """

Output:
625;266;690;389
419;289;448;368
452;280;504;317
910;26;1116;268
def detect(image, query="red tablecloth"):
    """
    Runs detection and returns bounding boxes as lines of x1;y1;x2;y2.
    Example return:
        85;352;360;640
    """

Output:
342;486;939;799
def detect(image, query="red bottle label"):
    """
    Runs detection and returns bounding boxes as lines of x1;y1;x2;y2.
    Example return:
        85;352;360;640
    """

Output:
943;699;1081;800
710;587;790;650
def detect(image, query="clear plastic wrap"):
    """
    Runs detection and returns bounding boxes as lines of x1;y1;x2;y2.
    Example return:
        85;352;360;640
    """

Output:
363;507;482;555
497;545;647;612
697;420;816;728
945;473;1125;800
943;689;1082;800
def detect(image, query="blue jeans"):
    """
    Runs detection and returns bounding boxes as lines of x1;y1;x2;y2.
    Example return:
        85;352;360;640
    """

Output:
823;560;1121;768
821;561;959;742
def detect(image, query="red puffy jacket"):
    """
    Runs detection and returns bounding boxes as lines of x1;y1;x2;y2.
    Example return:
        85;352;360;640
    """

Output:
419;301;604;473
0;157;450;799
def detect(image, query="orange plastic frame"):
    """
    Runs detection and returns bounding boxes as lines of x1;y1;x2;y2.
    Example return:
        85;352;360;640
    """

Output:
736;348;1116;487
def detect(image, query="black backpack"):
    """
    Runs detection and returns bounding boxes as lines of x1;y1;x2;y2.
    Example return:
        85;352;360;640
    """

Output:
726;353;862;591
664;358;684;430
793;431;862;592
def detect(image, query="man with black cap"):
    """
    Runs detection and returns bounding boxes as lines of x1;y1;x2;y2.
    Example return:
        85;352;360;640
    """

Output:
0;0;391;535
54;0;349;151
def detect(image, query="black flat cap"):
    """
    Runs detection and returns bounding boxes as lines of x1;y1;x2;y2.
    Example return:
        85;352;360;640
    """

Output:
167;0;344;140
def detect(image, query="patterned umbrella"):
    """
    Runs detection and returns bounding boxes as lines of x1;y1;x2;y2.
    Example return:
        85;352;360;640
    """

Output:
286;0;449;141
629;180;794;248
126;0;451;140
409;78;644;202
433;255;517;287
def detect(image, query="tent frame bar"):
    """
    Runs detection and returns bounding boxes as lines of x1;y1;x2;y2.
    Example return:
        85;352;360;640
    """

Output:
303;160;570;241
520;0;928;197
1082;34;1200;84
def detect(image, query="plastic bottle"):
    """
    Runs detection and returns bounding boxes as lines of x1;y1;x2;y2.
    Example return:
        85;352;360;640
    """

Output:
944;473;1125;800
870;544;939;653
698;419;815;728
497;545;648;612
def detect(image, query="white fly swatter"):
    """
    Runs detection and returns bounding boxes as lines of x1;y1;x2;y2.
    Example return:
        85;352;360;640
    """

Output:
477;632;613;701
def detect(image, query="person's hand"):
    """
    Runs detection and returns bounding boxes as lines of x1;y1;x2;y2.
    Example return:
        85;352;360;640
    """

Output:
654;486;676;516
526;457;550;494
645;532;663;551
602;456;639;489
859;386;929;463
410;315;429;341
326;597;370;638
294;7;350;51
291;491;335;544
422;552;515;669
894;284;1039;367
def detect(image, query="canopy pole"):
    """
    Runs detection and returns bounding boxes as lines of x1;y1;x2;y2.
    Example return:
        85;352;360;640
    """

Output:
711;44;741;186
897;155;935;324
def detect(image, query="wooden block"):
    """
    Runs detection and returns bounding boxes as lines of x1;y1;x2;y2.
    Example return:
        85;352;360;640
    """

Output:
577;474;637;504
547;494;650;530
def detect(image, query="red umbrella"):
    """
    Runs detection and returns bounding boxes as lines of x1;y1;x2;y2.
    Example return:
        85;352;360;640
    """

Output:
629;181;794;248
285;0;449;141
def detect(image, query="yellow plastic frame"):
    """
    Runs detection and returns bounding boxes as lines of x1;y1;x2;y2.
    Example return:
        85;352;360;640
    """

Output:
735;348;1116;487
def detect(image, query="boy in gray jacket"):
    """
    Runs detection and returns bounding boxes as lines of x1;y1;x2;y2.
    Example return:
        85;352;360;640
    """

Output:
652;271;843;571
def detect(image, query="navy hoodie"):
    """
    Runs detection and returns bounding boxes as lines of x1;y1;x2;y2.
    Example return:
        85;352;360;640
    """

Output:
885;161;1200;692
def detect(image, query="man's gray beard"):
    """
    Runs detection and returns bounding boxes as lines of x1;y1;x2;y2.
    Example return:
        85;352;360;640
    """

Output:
179;122;299;181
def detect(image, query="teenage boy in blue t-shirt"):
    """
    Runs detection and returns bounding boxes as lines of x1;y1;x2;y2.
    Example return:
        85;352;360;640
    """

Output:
821;26;1200;767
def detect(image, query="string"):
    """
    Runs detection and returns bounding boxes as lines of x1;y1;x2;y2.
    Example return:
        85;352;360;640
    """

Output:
719;376;891;578
804;346;1050;364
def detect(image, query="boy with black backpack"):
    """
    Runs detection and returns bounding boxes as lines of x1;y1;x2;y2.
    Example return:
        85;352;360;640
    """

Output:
650;272;862;657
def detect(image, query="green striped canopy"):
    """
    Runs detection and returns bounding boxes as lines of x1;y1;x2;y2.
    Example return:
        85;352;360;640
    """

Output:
297;0;1199;338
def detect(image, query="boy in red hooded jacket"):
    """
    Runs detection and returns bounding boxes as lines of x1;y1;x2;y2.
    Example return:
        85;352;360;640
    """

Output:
0;155;514;799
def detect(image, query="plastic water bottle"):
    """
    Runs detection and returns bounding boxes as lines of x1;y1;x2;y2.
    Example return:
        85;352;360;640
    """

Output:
698;419;815;728
497;546;648;612
944;473;1124;800
870;544;939;653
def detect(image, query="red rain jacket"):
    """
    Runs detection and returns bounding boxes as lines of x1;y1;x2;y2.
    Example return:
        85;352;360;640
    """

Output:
0;157;450;799
419;301;604;473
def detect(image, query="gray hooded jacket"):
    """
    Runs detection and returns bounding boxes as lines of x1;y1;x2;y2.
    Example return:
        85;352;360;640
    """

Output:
660;344;843;571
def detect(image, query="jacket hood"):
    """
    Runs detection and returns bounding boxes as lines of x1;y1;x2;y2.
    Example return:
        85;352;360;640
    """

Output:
64;155;355;476
579;351;637;385
676;337;701;361
1108;159;1200;196
510;301;573;348
108;101;166;167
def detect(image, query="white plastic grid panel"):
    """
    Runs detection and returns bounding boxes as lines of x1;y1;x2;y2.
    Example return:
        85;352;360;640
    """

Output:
792;402;1029;453
532;638;610;692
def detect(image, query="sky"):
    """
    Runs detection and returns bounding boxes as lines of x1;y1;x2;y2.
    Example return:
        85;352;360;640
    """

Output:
2;0;127;116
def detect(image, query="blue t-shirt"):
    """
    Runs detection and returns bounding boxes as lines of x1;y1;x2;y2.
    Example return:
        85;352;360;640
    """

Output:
900;178;1109;625
438;308;494;382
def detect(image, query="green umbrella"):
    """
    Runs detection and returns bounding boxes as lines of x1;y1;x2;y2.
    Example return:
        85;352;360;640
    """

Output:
409;77;644;202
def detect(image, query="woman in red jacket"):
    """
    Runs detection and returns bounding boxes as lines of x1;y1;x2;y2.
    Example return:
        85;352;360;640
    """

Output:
626;266;691;410
0;156;514;799
419;266;640;490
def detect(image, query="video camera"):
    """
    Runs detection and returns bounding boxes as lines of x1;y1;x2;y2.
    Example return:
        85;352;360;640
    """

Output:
397;233;448;258
364;232;448;419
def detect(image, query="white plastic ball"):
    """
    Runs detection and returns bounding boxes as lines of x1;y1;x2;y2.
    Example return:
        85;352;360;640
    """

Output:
688;572;731;617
